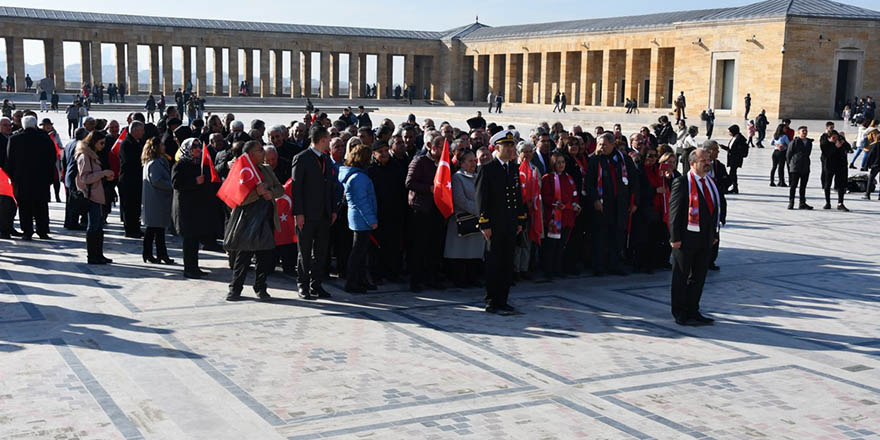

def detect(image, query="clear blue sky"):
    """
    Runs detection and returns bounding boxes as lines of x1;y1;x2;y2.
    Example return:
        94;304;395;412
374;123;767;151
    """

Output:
2;0;877;86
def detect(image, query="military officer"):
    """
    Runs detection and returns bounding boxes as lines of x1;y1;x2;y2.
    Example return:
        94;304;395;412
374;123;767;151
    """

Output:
476;130;527;314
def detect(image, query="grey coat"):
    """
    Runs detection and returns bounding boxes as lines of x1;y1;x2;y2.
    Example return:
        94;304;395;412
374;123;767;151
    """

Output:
444;171;486;259
142;157;173;228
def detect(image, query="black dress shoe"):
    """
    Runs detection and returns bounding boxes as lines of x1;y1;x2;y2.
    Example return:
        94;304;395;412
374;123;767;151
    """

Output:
298;291;314;300
21;234;32;241
708;263;720;271
498;304;516;313
257;291;272;302
823;203;832;210
226;292;242;301
798;203;813;210
769;182;776;187
183;270;201;279
9;230;22;237
837;204;850;212
37;234;51;240
675;317;702;326
312;286;332;298
484;305;499;314
693;313;715;324
778;183;787;187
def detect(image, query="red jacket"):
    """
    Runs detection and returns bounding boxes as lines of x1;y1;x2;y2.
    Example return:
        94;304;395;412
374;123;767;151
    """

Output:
541;172;578;229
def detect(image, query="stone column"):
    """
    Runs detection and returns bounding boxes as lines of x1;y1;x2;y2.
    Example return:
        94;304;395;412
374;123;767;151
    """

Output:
540;51;552;105
290;49;301;98
259;48;270;98
521;52;531;104
213;47;223;96
328;51;339;98
559;51;570;103
80;41;91;88
196;46;206;96
125;42;138;95
149;45;160;94
503;53;514;103
471;55;482;103
227;47;239;97
579;50;589;106
358;53;367;99
45;38;65;91
487;54;498;97
90;40;103;88
602;50;614;106
319;50;330;99
349;51;360;99
162;44;173;95
114;43;125;87
302;51;312;97
376;52;388;99
404;54;415;94
181;46;192;91
624;48;638;106
244;49;254;95
648;46;662;108
271;49;283;97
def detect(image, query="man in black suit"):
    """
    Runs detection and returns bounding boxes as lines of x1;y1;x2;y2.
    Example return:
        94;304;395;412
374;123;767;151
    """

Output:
292;124;337;300
530;129;553;175
669;148;722;326
704;141;729;271
476;130;526;314
5;115;57;240
119;121;146;238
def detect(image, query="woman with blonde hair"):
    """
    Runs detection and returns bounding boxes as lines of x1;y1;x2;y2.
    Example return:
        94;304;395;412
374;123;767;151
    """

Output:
338;144;378;293
141;137;174;264
75;130;115;264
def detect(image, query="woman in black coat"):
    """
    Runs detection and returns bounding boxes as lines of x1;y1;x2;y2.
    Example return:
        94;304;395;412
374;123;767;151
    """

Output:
721;124;748;194
172;138;219;278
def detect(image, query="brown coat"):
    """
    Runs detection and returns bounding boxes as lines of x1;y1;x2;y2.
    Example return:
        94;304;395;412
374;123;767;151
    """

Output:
75;143;107;205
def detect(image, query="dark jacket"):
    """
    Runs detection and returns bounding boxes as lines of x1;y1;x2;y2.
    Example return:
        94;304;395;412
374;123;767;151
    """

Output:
669;174;720;250
786;137;813;174
5;128;56;202
710;160;729;225
368;159;407;229
475;158;526;233
820;134;848;172
584;151;639;228
405;154;438;213
118;135;145;195
357;112;372;128
275;139;304;184
171;159;219;237
724;134;749;168
291;148;336;221
865;142;880;171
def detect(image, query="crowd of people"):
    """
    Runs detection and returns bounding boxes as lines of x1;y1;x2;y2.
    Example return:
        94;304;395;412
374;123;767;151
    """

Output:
1;100;878;323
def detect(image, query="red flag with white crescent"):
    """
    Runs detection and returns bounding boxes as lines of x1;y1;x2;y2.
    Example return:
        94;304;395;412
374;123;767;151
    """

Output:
0;168;16;205
200;147;221;183
274;178;297;245
433;138;453;219
49;132;63;160
216;154;262;209
109;127;127;178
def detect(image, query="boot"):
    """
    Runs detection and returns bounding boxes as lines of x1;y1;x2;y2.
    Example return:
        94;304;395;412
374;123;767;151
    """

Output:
142;229;159;263
97;230;113;263
155;230;175;265
86;233;105;264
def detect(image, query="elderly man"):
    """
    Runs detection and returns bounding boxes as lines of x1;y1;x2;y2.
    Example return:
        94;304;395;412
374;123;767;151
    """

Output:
669;148;721;326
225;141;283;302
406;130;446;292
225;120;251;145
119;121;146;238
289;122;310;151
5;115;57;240
268;124;301;184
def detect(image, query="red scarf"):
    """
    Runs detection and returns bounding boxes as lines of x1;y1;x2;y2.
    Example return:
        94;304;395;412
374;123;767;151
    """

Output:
645;164;670;225
687;171;718;232
519;160;543;245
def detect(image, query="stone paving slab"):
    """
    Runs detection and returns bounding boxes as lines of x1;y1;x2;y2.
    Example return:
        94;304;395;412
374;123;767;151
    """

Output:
1;110;880;438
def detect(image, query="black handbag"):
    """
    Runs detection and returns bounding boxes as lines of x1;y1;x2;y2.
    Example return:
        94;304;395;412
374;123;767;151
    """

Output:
455;213;480;237
67;189;90;214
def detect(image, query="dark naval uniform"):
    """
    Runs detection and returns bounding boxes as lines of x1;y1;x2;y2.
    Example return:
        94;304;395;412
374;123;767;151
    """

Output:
475;130;527;313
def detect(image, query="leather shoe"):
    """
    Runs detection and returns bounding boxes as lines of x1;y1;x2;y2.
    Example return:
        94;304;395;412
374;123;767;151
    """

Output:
313;286;331;298
675;317;702;326
837;204;850;212
21;234;32;241
693;313;715;324
257;291;272;302
183;270;201;279
226;292;242;301
37;234;51;240
798;203;814;210
708;263;720;271
498;304;516;313
298;291;314;300
9;229;22;237
484;305;499;314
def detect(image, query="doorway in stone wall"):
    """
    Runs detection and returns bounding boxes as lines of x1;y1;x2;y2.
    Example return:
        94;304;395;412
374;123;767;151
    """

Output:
834;59;857;117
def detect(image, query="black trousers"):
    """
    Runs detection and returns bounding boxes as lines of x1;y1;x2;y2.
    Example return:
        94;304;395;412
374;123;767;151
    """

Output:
706;122;714;139
541;228;569;278
592;212;622;273
670;246;710;320
770;150;787;184
371;223;401;280
409;209;444;288
789;172;809;204
822;167;846;205
756;128;766;146
297;219;330;291
329;214;352;277
729;166;740;191
744;106;751;120
182;235;205;271
0;195;17;233
229;249;273;294
18;199;50;236
273;243;297;274
345;230;371;289
486;228;516;308
867;168;880;197
143;227;170;258
119;188;142;234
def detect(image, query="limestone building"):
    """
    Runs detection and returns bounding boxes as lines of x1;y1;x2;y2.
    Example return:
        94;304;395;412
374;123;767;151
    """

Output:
1;0;878;118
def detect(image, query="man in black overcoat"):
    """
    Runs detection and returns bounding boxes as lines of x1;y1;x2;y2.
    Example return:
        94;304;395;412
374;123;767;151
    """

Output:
118;121;146;238
5;115;56;239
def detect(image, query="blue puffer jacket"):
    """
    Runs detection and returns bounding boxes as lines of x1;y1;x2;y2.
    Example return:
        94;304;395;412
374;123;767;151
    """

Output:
338;165;378;231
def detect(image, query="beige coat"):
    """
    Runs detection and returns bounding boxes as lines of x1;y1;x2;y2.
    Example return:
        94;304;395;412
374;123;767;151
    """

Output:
74;143;106;205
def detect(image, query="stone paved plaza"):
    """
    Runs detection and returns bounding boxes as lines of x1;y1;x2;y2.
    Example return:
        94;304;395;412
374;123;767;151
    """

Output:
2;107;880;439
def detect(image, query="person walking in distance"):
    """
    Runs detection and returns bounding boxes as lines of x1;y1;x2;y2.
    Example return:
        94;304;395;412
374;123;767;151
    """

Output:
668;148;722;326
476;130;526;314
786;126;813;210
291;124;337;300
744;93;752;120
487;91;494;113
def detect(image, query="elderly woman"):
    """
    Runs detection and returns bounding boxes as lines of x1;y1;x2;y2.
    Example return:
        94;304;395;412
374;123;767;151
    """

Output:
172;138;218;278
443;151;485;288
75;130;115;264
540;152;580;280
514;140;542;280
141;137;174;264
338;144;378;293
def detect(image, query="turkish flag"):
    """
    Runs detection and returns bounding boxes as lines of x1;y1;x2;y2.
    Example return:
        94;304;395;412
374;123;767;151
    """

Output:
216;153;262;209
433;138;453;219
49;132;63;160
274;178;297;245
0;168;16;205
109;127;127;178
200;147;221;183
519;160;543;245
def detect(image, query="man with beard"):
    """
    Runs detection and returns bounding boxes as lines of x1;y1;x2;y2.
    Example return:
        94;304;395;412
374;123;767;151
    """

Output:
476;130;526;314
669;148;721;326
